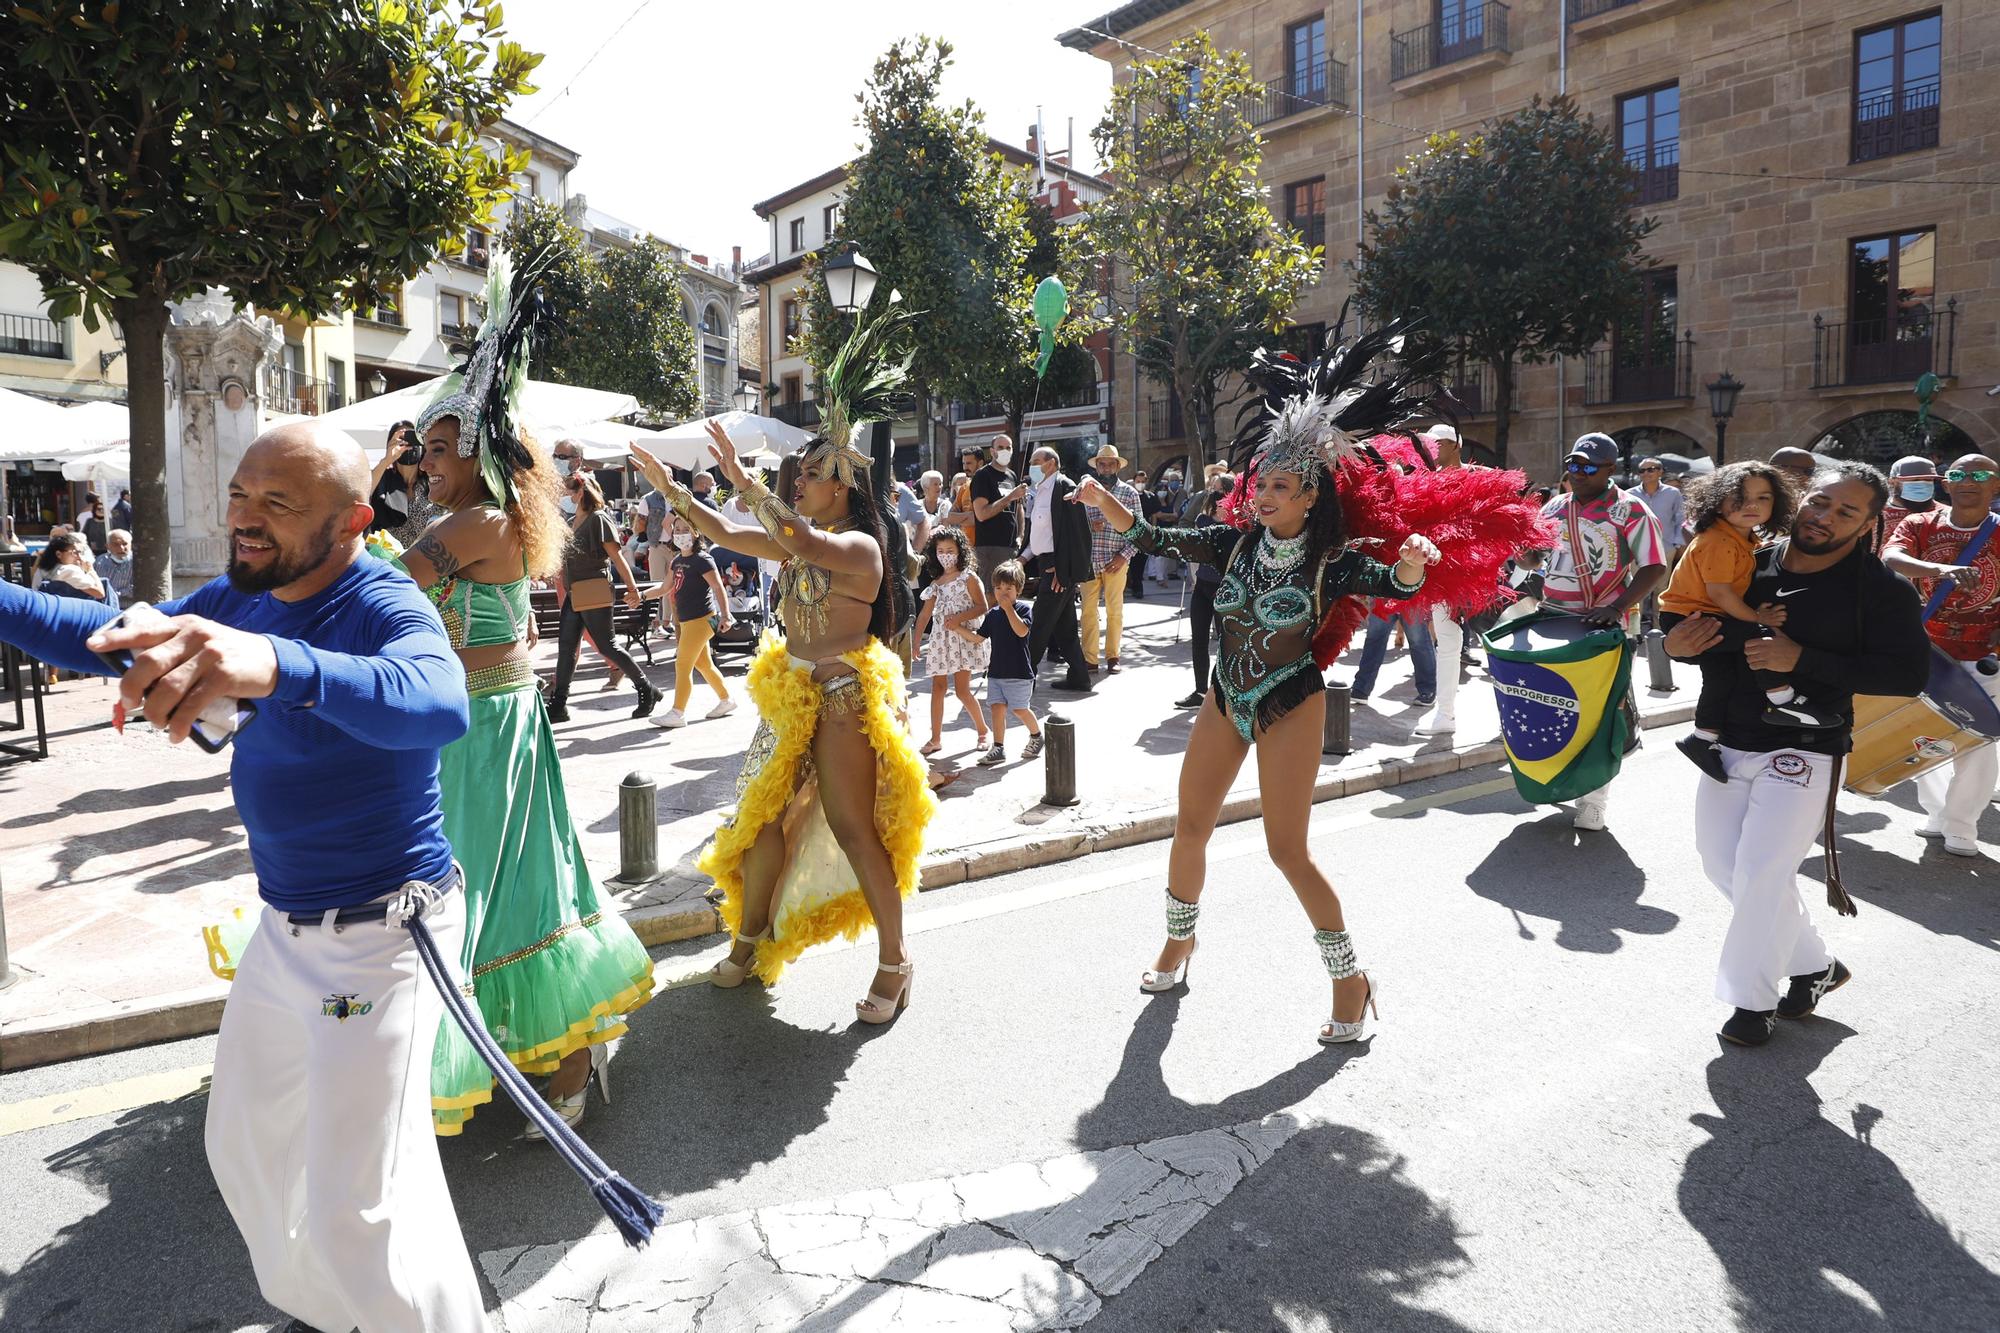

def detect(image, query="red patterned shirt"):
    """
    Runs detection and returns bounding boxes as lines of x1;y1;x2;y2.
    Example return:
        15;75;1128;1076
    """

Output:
1883;509;2000;660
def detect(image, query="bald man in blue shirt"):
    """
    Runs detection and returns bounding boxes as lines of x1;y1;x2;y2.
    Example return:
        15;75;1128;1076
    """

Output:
0;422;486;1332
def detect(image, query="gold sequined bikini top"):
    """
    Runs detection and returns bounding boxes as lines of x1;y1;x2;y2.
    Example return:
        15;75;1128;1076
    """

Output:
776;518;873;643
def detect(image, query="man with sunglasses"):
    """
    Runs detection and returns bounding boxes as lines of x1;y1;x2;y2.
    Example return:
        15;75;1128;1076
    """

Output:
1538;432;1669;830
1881;454;2000;856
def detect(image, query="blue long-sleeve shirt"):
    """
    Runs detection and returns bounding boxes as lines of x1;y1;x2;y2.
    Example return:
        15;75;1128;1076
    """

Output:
0;556;468;912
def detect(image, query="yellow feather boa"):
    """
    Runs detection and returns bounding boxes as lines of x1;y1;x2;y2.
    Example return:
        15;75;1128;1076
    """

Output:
696;632;936;984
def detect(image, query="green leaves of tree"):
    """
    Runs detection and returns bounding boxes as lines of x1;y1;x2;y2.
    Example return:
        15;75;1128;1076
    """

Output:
1083;33;1319;453
501;200;699;421
1352;96;1658;463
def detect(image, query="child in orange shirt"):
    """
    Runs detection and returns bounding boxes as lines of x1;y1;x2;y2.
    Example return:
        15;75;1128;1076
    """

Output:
1660;460;1840;780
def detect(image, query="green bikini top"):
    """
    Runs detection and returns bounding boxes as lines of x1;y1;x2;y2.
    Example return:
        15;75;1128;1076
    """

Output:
423;571;530;649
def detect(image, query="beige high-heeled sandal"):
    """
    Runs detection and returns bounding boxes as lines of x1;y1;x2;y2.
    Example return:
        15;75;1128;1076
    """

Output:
710;927;770;988
855;960;914;1024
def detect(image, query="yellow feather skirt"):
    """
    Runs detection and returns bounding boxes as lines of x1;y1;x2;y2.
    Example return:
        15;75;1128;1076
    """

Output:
696;632;937;984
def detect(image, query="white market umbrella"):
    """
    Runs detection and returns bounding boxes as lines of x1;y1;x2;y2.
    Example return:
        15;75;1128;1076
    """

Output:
644;410;813;471
314;376;641;450
60;444;130;490
64;399;134;448
0;386;95;461
558;419;673;463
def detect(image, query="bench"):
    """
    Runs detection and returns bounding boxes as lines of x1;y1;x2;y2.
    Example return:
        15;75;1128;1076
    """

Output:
529;584;662;665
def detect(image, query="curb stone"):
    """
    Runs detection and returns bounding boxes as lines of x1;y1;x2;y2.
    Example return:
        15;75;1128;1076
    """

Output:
0;699;1694;1071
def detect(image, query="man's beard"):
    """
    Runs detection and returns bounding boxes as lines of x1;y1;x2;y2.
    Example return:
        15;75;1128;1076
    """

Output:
226;514;342;592
1791;527;1853;557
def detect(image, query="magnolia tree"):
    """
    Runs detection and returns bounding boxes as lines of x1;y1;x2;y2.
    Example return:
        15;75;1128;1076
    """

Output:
0;0;539;599
1083;33;1320;456
1352;96;1657;466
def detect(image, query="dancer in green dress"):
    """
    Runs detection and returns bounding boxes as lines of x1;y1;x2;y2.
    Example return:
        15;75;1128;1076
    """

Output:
395;249;654;1134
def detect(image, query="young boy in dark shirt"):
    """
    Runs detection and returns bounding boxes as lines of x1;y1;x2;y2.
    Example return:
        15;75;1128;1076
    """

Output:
963;559;1044;766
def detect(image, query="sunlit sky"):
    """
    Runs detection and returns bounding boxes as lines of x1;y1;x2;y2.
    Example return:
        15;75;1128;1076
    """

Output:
499;0;1116;262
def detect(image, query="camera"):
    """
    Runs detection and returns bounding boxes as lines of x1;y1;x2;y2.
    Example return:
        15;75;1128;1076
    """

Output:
396;428;423;467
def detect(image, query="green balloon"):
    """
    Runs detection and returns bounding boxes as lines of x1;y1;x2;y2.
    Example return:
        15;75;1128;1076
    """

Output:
1033;276;1068;334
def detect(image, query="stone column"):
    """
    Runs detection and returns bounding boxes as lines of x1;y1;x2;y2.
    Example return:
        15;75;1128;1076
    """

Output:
163;293;284;595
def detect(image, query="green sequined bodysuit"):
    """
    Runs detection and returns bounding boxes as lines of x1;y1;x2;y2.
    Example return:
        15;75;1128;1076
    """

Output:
1127;517;1422;741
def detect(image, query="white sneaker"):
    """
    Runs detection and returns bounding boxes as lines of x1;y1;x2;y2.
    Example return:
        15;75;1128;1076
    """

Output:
1572;800;1608;832
706;699;738;720
652;708;687;729
1918;822;1945;840
1944;834;1981;857
1413;708;1456;737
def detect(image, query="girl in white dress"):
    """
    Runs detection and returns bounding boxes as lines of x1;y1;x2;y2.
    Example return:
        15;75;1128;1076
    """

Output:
913;527;991;755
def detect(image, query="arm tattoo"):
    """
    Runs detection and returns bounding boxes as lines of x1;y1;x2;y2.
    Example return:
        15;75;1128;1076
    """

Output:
411;531;463;581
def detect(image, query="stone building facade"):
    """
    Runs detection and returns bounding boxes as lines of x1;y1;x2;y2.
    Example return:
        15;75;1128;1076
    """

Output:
1061;0;1999;482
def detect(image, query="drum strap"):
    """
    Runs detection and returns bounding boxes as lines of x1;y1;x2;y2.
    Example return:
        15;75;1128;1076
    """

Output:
1921;514;1999;623
1821;755;1857;918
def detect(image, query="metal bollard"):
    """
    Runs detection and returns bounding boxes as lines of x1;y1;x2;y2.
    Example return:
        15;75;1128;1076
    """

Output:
1644;629;1677;694
1322;681;1353;755
1042;713;1080;807
618;771;659;882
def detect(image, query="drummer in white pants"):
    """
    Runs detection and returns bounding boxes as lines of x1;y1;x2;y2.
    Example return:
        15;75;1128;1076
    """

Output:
1881;453;2000;857
1667;465;1928;1046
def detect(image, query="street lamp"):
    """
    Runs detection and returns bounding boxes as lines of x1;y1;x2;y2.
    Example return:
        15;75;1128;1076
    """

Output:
367;369;389;399
820;242;878;315
732;380;760;414
1706;370;1744;465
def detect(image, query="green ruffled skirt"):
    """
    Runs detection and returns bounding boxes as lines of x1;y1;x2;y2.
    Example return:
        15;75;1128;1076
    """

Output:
430;681;655;1135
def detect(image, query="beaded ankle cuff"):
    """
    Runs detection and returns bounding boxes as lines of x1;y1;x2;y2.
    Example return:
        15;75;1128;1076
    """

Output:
1314;928;1359;979
1164;890;1200;940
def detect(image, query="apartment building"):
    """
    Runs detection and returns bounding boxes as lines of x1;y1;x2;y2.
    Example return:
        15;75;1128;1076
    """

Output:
1061;1;1999;480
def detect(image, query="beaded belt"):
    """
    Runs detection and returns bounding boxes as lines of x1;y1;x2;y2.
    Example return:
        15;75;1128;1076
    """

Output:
465;658;539;697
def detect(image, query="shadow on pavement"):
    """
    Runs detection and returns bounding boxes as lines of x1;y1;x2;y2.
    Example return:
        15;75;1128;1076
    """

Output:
1801;840;2000;954
1074;994;1362;1152
45;803;245;893
4;1089;272;1332
1678;1027;2000;1331
1463;813;1680;952
1088;1121;1480;1332
440;987;868;1254
1;771;232;827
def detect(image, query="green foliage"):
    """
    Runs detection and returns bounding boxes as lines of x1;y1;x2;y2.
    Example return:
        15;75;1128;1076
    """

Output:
1;0;540;325
575;238;700;421
1083;32;1319;452
499;198;593;373
1352;95;1658;464
0;0;539;600
497;200;696;419
801;37;1088;415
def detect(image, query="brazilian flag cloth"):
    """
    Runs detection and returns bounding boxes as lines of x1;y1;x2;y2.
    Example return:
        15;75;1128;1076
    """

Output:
1483;611;1636;804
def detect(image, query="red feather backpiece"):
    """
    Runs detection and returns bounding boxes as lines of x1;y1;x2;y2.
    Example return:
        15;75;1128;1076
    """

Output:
1219;435;1554;669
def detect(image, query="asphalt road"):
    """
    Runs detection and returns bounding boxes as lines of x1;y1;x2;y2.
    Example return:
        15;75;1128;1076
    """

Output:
3;732;1997;1332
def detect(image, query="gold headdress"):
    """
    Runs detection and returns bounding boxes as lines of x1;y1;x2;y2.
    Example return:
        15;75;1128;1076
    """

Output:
803;298;917;488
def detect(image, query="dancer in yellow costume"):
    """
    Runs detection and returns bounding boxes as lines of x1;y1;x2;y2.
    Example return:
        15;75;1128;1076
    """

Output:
629;309;935;1022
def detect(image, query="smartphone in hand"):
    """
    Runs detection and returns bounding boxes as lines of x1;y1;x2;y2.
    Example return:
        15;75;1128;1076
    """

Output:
92;609;256;754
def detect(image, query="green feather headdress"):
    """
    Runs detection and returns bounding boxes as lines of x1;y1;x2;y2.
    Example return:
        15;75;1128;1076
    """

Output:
415;245;554;506
805;299;916;488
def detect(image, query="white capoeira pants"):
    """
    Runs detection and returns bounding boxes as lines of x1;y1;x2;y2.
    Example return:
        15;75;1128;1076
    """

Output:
1429;604;1463;719
206;890;487;1333
1695;746;1836;1012
1915;658;2000;842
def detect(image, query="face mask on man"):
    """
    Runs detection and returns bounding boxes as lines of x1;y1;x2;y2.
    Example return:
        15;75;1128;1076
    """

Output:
559;495;577;517
1900;481;1934;503
554;456;573;477
1038;460;1059;482
993;448;1013;467
673;533;695;551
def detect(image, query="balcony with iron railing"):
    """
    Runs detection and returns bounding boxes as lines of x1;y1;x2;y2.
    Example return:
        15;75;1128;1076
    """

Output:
1853;81;1941;164
772;400;821;428
1627;139;1679;205
1570;0;1701;36
1245;58;1350;127
1147;397;1186;442
1442;358;1499;417
263;362;333;415
1813;298;1958;390
0;312;65;360
1583;331;1695;406
1392;3;1510;84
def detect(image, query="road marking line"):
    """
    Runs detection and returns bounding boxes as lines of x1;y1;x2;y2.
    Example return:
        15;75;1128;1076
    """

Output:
0;1064;211;1138
1;768;1521;1132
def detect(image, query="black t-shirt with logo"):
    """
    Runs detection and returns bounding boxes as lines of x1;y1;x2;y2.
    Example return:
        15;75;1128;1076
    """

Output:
671;550;718;621
1698;541;1928;756
970;464;1018;549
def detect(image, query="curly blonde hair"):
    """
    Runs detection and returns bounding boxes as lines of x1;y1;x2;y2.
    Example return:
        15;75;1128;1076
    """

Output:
509;430;567;579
